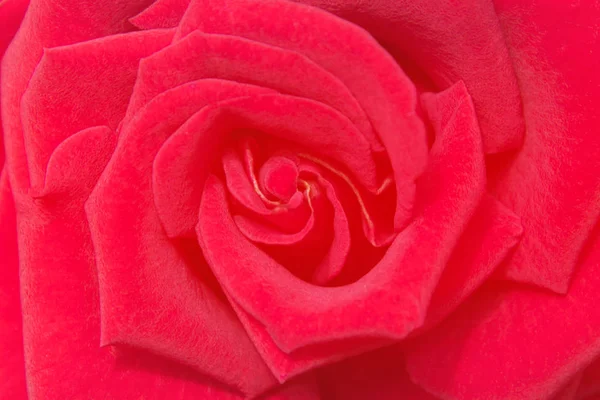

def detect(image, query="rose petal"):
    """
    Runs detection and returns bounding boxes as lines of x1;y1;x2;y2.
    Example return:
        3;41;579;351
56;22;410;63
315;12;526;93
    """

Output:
297;163;350;285
417;194;522;331
152;83;274;238
29;126;115;198
577;358;600;399
155;92;377;237
551;373;583;400
318;345;439;400
196;81;485;378
20;29;173;189
404;227;600;400
125;30;377;149
0;170;27;399
296;0;525;154
1;0;154;190
235;163;350;286
488;0;600;293
129;0;190;29
0;0;29;170
222;146;310;233
87;79;281;396
14;125;236;399
260;156;299;202
177;0;428;229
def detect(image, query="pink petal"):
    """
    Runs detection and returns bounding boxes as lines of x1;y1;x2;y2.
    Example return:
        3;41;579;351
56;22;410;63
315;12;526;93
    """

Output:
20;29;173;189
14;129;236;399
222;147;310;233
418;194;522;331
152;83;274;237
156;92;377;238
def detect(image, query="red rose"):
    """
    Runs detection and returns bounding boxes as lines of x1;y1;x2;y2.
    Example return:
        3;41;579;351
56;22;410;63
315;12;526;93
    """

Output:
1;0;599;399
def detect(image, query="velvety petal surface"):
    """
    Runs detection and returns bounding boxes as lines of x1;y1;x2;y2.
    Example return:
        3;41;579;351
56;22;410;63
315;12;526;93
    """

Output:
87;79;284;396
177;0;428;229
1;0;154;189
0;169;27;399
405;228;600;400
294;0;525;153
489;0;600;293
21;29;173;189
196;81;486;380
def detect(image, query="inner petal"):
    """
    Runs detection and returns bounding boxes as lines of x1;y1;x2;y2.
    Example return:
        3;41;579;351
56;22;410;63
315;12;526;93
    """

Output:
259;155;299;202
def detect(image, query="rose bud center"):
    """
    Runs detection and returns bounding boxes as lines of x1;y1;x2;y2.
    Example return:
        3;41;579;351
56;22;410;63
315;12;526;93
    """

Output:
259;155;299;202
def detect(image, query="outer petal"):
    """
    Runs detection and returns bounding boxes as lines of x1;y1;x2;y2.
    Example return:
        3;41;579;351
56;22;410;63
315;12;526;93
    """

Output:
87;80;281;397
21;29;173;189
16;129;239;399
0;0;29;169
488;0;600;293
577;358;600;399
318;346;439;400
0;169;27;399
295;0;525;153
1;0;154;190
405;226;600;400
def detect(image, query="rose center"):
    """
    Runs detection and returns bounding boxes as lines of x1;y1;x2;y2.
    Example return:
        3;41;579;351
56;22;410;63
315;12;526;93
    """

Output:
259;156;299;202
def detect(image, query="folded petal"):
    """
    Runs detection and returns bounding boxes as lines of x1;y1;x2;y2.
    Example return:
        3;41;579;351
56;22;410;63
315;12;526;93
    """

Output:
418;194;522;331
405;227;600;400
15;131;236;400
88;79;280;396
1;0;153;189
21;29;173;189
490;0;600;293
126;31;376;148
152;82;274;237
295;0;525;153
177;0;428;228
196;81;485;380
318;346;439;400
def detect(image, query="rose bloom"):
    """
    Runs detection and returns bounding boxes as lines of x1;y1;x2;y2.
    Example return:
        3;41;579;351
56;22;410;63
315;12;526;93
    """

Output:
1;0;599;399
